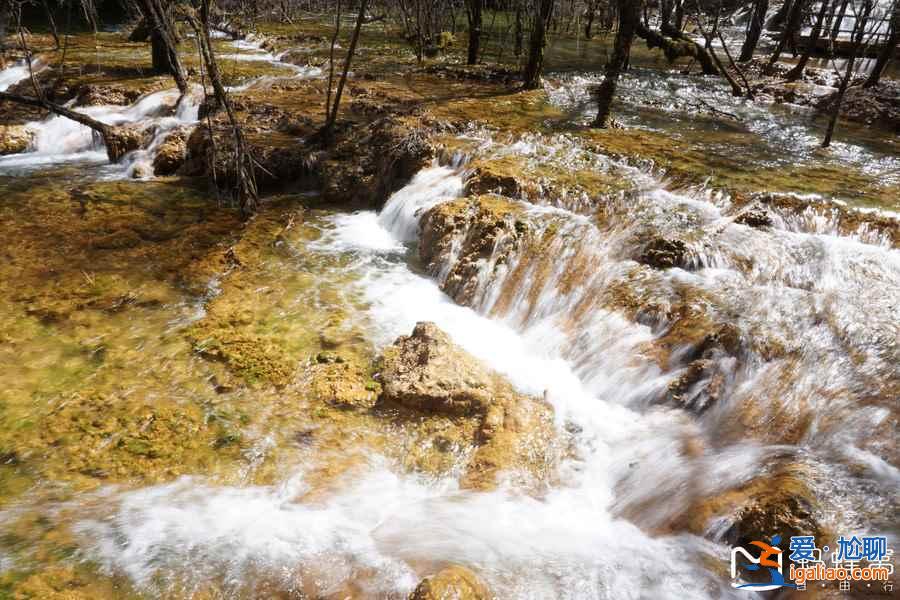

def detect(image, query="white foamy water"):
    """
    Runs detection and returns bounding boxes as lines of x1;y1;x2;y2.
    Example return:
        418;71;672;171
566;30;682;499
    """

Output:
0;59;34;92
222;35;322;93
0;88;199;176
76;166;776;599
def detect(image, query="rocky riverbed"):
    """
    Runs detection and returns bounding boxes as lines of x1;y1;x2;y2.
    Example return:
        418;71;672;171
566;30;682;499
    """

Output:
0;13;897;600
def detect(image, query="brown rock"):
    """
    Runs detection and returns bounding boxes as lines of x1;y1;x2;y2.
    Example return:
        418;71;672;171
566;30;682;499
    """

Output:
106;124;152;162
420;195;525;306
637;237;687;270
381;322;503;417
152;128;189;176
75;84;136;107
0;124;33;155
409;565;490;600
380;322;556;490
734;206;772;228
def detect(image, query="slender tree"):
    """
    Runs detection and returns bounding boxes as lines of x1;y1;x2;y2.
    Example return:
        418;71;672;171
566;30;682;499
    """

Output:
593;0;638;127
864;0;899;87
135;0;188;93
739;0;769;61
823;0;875;147
522;0;556;89
787;0;833;81
323;0;368;139
188;0;259;215
465;0;482;64
766;0;809;72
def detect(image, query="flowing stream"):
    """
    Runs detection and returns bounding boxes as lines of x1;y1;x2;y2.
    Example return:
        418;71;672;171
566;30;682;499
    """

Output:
0;26;897;600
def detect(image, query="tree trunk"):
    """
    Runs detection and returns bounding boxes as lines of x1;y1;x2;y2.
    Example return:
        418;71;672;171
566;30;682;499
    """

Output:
739;0;769;61
324;0;368;137
864;1;899;87
673;0;685;31
584;1;596;39
515;0;524;55
593;0;638;127
660;0;674;29
830;0;850;39
823;1;875;147
787;0;832;81
465;0;482;65
522;0;555;89
767;0;808;71
325;0;341;119
0;0;9;51
137;0;188;94
768;0;794;30
192;0;259;215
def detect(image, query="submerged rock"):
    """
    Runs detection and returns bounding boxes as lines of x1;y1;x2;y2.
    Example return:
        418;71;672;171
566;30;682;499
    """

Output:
380;322;556;490
409;565;491;600
0;124;33;155
734;206;772;229
637;237;688;270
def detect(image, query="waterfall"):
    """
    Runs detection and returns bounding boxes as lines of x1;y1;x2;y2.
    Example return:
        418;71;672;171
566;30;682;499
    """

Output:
0;60;33;92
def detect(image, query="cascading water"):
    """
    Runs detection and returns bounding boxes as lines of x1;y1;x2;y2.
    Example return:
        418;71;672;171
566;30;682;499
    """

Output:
0;88;200;176
0;59;39;92
222;34;323;92
74;164;839;599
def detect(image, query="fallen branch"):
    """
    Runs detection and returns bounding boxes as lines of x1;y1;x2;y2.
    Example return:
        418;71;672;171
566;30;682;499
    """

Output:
0;90;136;161
636;22;718;75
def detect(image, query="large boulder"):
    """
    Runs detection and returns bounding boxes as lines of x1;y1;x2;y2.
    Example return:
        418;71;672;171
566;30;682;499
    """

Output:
380;322;557;490
0;125;34;155
409;565;490;600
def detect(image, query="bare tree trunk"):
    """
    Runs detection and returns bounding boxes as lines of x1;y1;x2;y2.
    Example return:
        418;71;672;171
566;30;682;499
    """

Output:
823;1;875;147
766;0;808;72
0;0;9;51
593;0;638;127
136;0;188;94
739;0;768;61
768;0;794;29
584;0;596;39
522;0;556;89
693;1;742;94
673;0;685;31
465;0;482;64
787;0;832;81
830;0;850;39
514;0;524;55
325;0;342;118
41;0;60;49
190;0;259;215
864;0;899;87
324;0;368;139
